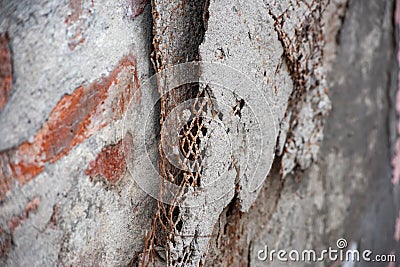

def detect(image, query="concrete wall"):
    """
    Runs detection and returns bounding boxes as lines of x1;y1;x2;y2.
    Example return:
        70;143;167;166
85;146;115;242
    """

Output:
0;0;398;266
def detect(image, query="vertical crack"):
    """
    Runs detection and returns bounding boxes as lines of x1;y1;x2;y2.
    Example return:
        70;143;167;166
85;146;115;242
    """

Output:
140;0;210;266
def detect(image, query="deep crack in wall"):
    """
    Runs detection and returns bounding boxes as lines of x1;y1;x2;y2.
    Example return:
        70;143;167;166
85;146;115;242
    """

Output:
142;0;213;266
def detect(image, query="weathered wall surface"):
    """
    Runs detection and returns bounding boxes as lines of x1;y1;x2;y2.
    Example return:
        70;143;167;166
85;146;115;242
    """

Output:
206;1;400;266
0;0;398;266
0;1;157;266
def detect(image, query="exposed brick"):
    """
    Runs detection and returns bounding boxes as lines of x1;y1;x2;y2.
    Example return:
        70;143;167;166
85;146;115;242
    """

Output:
85;134;133;184
0;55;139;200
0;33;12;112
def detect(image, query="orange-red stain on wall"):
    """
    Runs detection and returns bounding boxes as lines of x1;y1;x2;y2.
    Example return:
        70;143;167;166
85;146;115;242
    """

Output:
0;54;140;200
85;134;133;184
0;33;12;112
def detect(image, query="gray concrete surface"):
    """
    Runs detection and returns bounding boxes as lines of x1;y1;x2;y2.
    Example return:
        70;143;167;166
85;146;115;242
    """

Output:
0;0;398;266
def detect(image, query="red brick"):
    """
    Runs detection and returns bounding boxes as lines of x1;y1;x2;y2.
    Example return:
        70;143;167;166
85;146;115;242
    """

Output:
0;55;139;199
85;134;133;184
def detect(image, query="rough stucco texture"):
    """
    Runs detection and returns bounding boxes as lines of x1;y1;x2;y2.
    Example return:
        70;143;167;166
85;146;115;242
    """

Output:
0;32;11;112
0;1;156;266
0;0;398;266
140;0;332;266
205;1;399;266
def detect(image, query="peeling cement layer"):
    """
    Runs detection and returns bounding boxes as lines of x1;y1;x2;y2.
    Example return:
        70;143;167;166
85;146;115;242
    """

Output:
267;0;331;177
199;0;289;212
206;1;398;266
199;0;331;201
